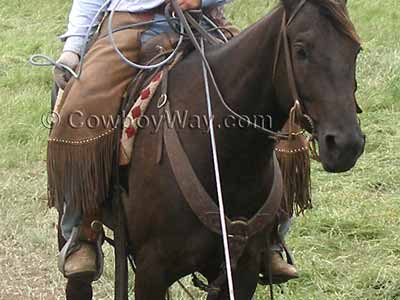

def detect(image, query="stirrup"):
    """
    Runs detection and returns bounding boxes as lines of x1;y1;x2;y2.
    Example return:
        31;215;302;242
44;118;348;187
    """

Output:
278;231;295;266
58;221;105;281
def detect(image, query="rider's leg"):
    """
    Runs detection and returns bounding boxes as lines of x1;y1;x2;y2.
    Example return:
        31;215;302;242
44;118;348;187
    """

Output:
53;12;151;280
270;218;298;280
60;196;82;241
270;217;292;252
61;194;101;279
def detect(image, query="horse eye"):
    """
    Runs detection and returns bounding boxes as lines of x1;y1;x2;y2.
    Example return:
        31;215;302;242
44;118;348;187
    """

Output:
295;47;308;60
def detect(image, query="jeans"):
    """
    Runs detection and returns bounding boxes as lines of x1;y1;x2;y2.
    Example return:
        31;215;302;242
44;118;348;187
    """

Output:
60;195;82;240
270;218;292;252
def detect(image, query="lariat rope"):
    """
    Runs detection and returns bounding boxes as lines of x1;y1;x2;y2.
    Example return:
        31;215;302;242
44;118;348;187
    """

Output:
30;0;112;79
29;2;291;140
29;2;320;300
28;0;225;74
200;38;236;300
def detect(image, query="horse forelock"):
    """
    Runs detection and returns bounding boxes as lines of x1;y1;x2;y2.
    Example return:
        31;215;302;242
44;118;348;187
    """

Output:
280;0;361;45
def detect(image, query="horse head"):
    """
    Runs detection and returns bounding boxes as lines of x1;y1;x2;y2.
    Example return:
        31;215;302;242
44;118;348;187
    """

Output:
274;0;365;172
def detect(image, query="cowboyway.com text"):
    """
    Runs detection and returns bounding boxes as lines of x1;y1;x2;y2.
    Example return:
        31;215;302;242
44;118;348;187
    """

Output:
42;109;274;132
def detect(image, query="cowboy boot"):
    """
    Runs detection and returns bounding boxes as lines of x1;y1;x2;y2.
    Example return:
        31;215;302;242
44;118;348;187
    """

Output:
270;251;299;283
60;220;104;281
64;242;98;279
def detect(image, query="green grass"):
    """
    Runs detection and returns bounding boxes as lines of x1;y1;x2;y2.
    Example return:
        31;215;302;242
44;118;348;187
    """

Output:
0;0;399;299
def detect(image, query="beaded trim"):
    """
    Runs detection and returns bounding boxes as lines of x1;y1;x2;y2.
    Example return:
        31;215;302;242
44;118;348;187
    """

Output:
275;146;308;153
48;128;115;144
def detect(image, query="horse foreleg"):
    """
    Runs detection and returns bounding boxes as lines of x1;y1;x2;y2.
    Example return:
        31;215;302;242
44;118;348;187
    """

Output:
216;253;260;300
66;278;93;300
236;256;261;300
134;251;169;300
135;270;169;300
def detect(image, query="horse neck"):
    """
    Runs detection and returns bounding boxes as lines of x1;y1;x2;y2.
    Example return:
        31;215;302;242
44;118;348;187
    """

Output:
209;8;284;119
206;8;287;217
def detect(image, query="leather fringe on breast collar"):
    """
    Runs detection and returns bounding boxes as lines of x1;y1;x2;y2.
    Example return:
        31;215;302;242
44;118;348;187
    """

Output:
275;102;312;217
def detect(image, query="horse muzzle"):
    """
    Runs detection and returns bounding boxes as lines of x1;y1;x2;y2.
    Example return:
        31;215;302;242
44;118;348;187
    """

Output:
318;128;366;173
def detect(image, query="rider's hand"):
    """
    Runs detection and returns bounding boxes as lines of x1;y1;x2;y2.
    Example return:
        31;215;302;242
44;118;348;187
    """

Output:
167;0;201;11
178;0;201;10
53;51;80;90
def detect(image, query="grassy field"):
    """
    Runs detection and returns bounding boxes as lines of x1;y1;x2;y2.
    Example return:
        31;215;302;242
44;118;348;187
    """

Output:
0;0;399;299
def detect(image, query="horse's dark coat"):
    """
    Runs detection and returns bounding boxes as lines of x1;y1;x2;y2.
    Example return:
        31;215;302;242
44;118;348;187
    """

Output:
62;0;365;298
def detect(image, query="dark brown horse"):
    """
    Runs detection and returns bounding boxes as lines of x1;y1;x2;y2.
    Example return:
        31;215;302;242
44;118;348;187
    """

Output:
62;0;365;299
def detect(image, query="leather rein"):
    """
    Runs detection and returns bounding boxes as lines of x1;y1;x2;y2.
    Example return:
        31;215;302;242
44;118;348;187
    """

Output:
111;3;314;299
155;0;312;291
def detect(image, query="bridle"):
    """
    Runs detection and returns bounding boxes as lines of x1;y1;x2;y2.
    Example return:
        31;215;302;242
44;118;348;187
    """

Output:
272;0;317;138
169;0;317;142
272;0;364;136
271;0;364;164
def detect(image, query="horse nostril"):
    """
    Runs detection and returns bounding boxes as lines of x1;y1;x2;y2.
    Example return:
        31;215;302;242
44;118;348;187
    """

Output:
323;131;365;155
325;134;337;149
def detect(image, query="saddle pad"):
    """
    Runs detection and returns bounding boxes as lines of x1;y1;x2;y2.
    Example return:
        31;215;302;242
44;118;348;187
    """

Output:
119;70;164;165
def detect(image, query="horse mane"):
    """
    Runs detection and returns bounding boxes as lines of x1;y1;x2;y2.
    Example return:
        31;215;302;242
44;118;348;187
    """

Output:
282;0;361;45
